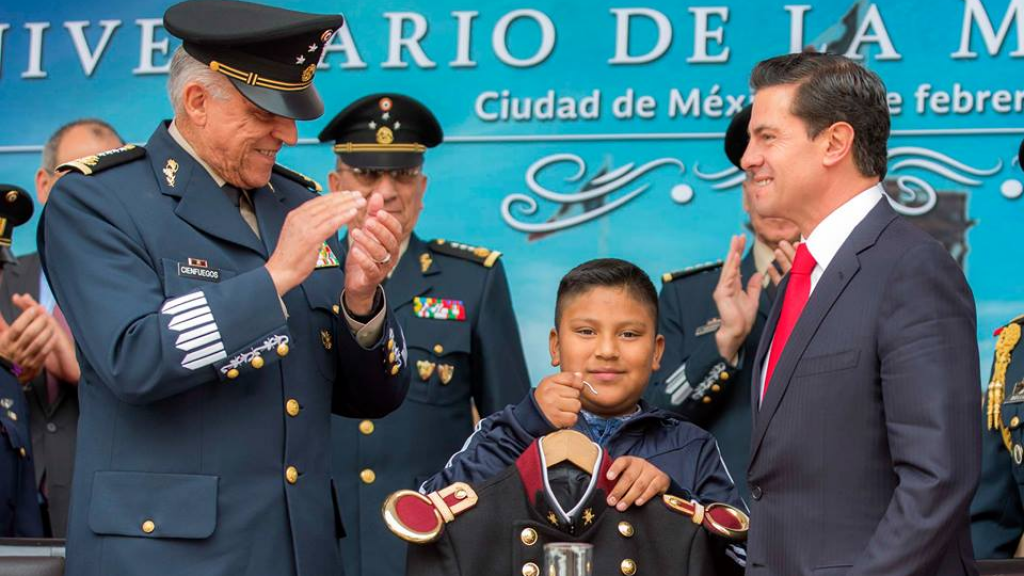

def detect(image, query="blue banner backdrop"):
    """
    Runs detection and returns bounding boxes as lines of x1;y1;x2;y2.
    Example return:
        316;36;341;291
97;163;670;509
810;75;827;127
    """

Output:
1;0;1022;381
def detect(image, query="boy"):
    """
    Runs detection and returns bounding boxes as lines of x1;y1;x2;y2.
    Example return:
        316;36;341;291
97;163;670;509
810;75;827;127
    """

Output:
420;258;745;567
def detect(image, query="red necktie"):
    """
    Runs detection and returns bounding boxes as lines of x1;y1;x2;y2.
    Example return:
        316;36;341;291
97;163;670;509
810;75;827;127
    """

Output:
762;244;816;400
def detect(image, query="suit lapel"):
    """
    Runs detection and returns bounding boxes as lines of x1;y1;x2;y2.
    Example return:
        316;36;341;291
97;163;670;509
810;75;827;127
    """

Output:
149;124;266;257
749;199;899;465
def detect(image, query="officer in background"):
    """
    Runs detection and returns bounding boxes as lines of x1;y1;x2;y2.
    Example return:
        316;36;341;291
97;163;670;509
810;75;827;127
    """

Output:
318;93;531;576
645;105;800;503
39;3;409;576
0;184;43;538
971;139;1024;558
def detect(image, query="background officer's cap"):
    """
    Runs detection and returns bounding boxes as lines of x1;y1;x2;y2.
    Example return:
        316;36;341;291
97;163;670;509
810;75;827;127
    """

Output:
318;94;443;170
0;185;34;268
724;104;752;170
164;0;343;121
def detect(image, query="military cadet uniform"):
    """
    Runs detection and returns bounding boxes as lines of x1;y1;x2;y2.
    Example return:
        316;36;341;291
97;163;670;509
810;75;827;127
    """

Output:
319;94;531;576
37;4;408;576
385;436;748;576
645;106;772;504
0;185;44;538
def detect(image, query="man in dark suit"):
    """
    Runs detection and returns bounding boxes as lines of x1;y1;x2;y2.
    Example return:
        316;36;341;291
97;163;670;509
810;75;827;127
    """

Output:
735;52;980;575
646;105;799;504
0;118;122;538
38;3;410;575
318;93;531;576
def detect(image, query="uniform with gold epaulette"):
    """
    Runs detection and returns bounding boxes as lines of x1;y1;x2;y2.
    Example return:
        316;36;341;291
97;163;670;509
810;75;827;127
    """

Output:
383;439;746;576
331;234;530;576
971;314;1024;558
37;4;411;574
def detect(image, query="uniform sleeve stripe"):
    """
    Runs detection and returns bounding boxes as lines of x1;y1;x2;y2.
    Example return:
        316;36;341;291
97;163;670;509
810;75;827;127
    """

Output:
182;342;226;366
169;313;215;332
664;363;689;395
162;295;209;316
176;323;219;344
176;330;222;351
183;350;228;370
167;306;213;327
162;290;205;312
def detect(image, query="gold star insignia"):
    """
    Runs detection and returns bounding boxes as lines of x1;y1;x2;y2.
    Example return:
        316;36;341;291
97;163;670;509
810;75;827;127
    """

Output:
582;508;595;526
547;511;558;525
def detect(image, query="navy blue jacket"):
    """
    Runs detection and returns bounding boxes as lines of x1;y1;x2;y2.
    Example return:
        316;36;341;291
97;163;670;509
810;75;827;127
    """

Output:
332;233;529;576
39;123;409;576
0;361;43;537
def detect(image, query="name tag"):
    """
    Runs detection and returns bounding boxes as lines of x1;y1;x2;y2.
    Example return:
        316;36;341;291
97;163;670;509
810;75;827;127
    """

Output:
178;262;221;282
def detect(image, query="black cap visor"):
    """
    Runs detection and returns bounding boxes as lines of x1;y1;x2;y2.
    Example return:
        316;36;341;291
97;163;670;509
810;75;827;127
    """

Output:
230;79;324;121
338;151;424;171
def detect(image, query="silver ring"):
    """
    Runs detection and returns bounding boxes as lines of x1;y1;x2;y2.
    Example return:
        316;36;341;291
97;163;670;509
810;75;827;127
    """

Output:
373;253;392;265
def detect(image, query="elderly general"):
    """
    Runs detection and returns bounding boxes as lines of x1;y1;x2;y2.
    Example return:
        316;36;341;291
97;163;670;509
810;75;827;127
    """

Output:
38;2;409;575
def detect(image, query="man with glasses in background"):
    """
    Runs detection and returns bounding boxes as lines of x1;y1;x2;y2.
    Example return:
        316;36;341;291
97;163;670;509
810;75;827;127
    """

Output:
319;93;530;576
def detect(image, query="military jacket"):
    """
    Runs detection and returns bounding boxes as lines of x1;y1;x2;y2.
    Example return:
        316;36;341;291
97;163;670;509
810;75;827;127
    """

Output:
646;251;772;503
0;362;43;537
972;315;1024;558
39;122;409;576
332;233;529;576
392;439;745;576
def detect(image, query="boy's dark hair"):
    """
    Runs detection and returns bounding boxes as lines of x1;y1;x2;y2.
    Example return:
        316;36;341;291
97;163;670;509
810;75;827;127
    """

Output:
555;258;658;327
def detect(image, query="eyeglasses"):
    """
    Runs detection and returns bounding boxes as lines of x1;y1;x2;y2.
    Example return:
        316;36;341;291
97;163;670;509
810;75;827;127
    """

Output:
335;166;422;186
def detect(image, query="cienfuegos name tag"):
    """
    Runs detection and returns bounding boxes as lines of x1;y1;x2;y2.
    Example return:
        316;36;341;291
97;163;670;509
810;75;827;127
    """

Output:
178;258;221;283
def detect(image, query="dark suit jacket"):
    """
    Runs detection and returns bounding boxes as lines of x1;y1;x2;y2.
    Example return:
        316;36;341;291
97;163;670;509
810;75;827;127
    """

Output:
746;199;981;576
0;252;79;538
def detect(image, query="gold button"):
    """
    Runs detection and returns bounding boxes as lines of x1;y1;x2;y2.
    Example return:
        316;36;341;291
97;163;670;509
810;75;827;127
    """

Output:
286;466;299;484
1012;416;1021;430
389;351;396;363
7;411;16;421
702;396;712;404
711;384;721;393
522;562;539;576
251;355;264;369
277;343;290;357
520;527;538;546
227;369;240;380
142;520;156;534
720;371;730;381
332;304;340;315
286;399;300;417
433;344;444;354
18;447;27;458
360;469;376;484
391;365;400;376
359;420;375;435
620;559;637;576
388;339;395;351
618;521;635;538
455;490;467;500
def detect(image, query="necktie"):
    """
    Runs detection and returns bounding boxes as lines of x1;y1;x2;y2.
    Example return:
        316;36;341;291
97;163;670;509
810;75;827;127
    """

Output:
762;244;816;400
223;185;260;239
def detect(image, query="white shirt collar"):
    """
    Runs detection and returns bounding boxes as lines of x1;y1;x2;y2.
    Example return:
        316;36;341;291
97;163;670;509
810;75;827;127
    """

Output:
803;183;884;277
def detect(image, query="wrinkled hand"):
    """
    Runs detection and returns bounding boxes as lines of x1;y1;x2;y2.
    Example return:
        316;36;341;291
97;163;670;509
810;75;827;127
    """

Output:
344;192;402;316
534;371;584;429
712;235;763;362
266;191;366;297
605;456;670;511
0;297;57;383
765;239;797;286
10;294;81;384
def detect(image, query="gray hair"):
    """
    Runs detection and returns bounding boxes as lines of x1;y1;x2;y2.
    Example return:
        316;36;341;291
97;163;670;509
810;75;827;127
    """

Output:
40;119;122;174
167;46;230;116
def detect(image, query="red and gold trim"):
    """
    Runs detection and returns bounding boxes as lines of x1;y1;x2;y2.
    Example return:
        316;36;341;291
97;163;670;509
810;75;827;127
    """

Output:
382;482;478;544
663;494;749;541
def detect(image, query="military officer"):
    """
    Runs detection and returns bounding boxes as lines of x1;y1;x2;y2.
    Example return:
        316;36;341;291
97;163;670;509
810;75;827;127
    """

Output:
317;93;531;576
971;139;1024;559
383;435;747;576
645;105;800;503
38;3;409;576
0;184;44;538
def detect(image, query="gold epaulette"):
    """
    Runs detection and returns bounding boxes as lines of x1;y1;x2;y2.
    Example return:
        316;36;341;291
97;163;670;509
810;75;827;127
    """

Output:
382;482;478;544
272;164;322;193
429;239;502;268
662;260;723;284
56;144;146;176
988;316;1024;450
662;494;749;541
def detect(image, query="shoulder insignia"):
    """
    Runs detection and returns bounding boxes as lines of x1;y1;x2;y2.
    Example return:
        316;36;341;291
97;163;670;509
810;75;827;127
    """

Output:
429;239;502;268
272;164;322;193
382;482;478;544
662;494;749;541
56;144;146;176
988;318;1023;447
662;260;724;283
994;314;1024;337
